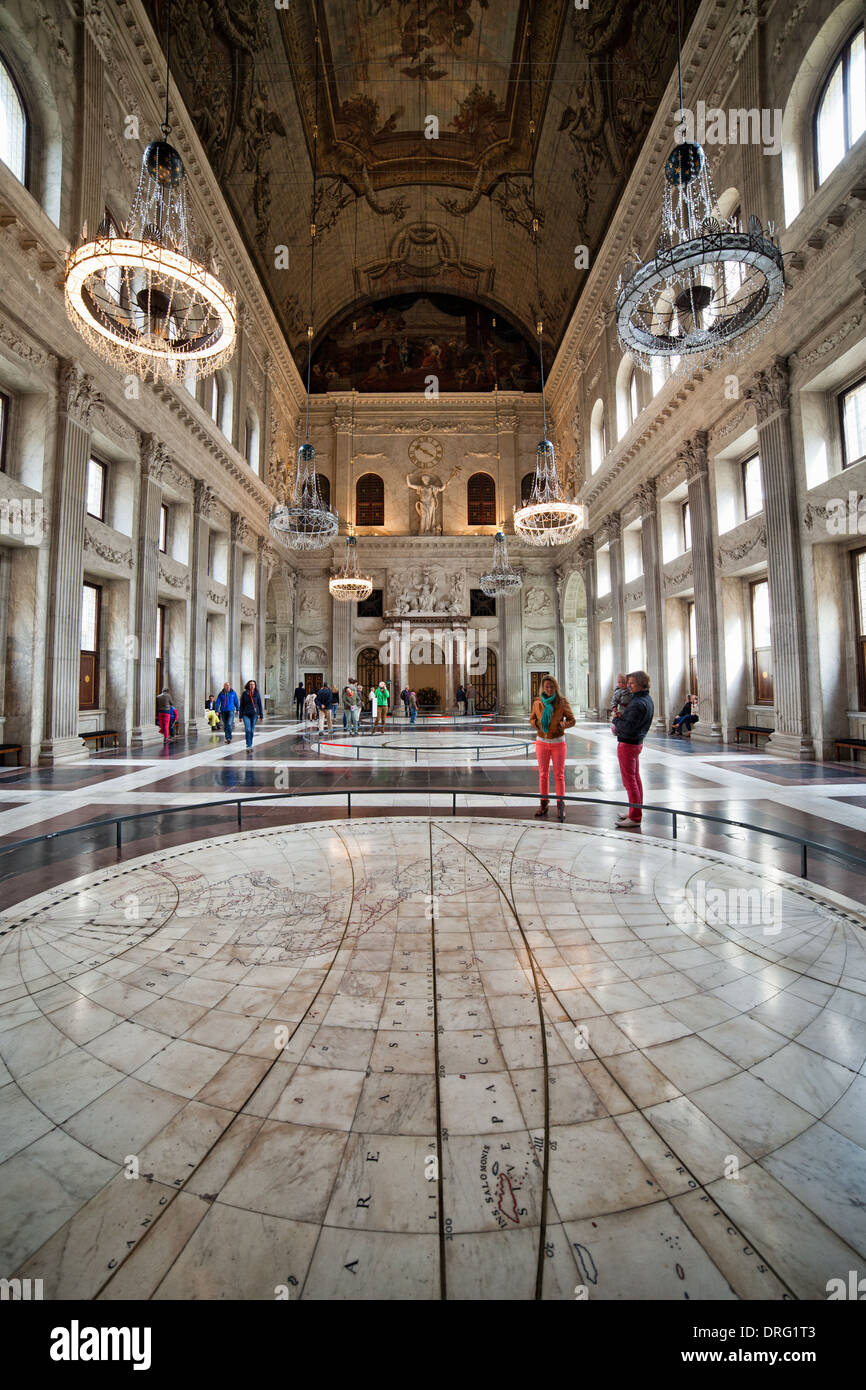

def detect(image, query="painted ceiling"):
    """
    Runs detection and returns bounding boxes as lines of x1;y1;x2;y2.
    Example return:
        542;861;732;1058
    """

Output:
145;0;697;383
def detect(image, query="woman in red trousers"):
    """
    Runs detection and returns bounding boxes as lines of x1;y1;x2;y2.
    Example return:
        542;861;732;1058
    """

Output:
612;671;655;829
529;676;577;821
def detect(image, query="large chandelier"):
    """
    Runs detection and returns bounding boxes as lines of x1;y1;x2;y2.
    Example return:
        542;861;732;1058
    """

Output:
615;2;783;374
270;443;338;550
480;531;523;596
329;536;373;602
514;439;587;547
64;2;236;382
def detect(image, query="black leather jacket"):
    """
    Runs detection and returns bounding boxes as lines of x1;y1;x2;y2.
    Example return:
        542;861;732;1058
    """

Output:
615;691;654;744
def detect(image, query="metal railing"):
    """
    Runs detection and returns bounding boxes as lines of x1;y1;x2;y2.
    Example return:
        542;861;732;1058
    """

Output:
1;789;865;890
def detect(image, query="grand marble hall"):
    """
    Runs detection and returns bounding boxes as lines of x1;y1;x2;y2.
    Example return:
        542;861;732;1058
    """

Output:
0;0;865;1322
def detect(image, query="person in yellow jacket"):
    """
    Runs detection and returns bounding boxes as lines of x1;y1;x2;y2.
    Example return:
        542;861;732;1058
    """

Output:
529;675;576;821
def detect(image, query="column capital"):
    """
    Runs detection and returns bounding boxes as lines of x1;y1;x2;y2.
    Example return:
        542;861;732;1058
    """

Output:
605;513;622;543
139;432;171;482
574;536;595;569
332;414;354;434
633;477;656;516
679;430;709;481
59;360;101;426
193;478;217;518
744;356;790;424
231;512;251;546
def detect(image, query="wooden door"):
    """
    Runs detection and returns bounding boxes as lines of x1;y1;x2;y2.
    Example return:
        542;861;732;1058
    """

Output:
530;670;550;701
304;672;323;695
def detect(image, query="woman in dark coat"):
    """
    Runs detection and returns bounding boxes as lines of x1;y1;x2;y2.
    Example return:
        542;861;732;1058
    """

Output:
240;679;264;749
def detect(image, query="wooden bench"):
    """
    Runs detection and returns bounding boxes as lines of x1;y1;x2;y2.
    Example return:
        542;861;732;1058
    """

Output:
0;743;22;767
736;725;773;747
80;730;119;751
835;737;866;763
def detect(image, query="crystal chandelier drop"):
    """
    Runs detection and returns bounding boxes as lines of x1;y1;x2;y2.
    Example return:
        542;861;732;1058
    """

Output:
64;0;236;382
614;4;783;374
329;536;373;602
512;6;587;548
480;531;523;596
269;0;339;551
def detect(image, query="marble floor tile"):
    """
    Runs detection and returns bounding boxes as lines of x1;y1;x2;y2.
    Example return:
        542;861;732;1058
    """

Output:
547;1119;664;1221
763;1122;866;1259
750;1040;855;1117
689;1073;815;1158
134;1039;230;1100
563;1201;736;1300
698;1015;787;1068
154;1201;321;1300
0;1128;117;1272
645;1036;740;1092
302;1227;439;1300
0;1082;55;1162
641;1095;751;1184
218;1120;348;1223
270;1065;366;1130
63;1076;188;1160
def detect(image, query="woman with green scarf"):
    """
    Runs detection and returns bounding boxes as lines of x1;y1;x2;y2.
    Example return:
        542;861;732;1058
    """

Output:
529;676;577;820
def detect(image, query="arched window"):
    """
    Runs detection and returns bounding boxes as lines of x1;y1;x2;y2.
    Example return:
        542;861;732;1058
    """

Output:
616;356;639;439
521;472;535;504
590;399;606;474
0;55;27;185
208;374;223;427
244;409;260;472
467;472;496;526
356;472;384;527
318;474;331;507
815;26;865;187
357;646;386;692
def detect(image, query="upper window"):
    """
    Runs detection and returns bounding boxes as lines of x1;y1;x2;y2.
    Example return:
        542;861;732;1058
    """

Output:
815;26;865;187
158;503;169;554
742;454;763;518
520;472;534;504
629;367;639;426
0;390;9;473
208;375;223;426
357;587;383;618
840;375;866;469
854;548;866;709
0;55;27;185
470;588;496;618
318;474;331;508
356;472;384;527
467;472;496;527
86;457;107;521
681;500;692;552
244;411;259;471
590;399;606;473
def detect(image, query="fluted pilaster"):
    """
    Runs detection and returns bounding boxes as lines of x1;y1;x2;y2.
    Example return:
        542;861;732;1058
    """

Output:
681;430;723;740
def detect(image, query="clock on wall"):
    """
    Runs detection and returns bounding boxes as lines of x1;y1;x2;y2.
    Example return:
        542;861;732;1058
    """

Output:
408;437;443;471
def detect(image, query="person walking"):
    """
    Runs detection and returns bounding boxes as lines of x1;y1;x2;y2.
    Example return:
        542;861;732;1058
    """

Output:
316;681;333;733
214;682;239;743
456;683;466;715
240;679;264;749
400;687;410;717
530;675;576;821
156;687;172;743
408;689;418;726
612;671;654;829
465;681;476;716
304;688;318;724
374;680;389;732
343;681;362;735
294;682;305;720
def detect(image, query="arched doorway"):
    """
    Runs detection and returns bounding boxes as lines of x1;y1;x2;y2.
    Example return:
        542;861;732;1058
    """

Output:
357;646;387;697
475;648;498;710
562;571;588;714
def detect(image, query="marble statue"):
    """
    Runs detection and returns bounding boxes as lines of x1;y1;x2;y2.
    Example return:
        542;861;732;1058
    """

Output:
406;473;448;534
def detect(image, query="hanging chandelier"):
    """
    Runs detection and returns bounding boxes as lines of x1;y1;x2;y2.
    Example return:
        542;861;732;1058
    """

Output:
614;4;783;374
480;531;523;596
268;0;340;551
329;535;373;602
512;7;586;549
64;0;236;382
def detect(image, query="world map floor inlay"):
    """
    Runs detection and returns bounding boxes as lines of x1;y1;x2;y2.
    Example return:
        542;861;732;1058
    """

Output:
1;818;865;1300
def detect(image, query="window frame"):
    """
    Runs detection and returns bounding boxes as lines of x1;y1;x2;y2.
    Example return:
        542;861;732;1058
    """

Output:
853;547;866;711
681;500;692;553
813;25;865;189
741;453;763;519
0;52;29;188
750;578;774;705
467;472;496;528
470;587;496;618
158;503;169;555
355;472;384;528
79;581;102;711
86;456;108;522
839;373;866;470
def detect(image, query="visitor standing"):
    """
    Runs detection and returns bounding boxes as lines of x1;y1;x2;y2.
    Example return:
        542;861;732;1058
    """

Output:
156;687;172;743
456;683;466;715
612;671;654;829
240;679;264;749
375;680;389;732
529;675;576;821
343;682;362;735
409;689;418;725
214;683;239;743
304;689;318;723
316;681;333;733
294;682;305;720
401;687;410;717
368;685;377;725
465;681;476;716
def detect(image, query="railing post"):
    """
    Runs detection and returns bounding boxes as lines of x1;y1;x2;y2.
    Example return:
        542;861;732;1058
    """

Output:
452;792;456;816
237;800;242;828
116;820;122;850
801;842;808;878
348;792;352;818
671;810;677;839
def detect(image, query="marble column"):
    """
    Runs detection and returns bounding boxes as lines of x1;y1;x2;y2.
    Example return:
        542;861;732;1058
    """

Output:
554;565;567;685
635;479;667;729
331;589;353;689
499;411;519;530
77;30;104;238
575;537;599;718
255;536;272;693
186;480;216;736
39;364;99;763
130;434;168;748
744;358;814;758
500;592;524;715
681;431;723;741
333;411;353;535
228;514;248;688
607;514;627;674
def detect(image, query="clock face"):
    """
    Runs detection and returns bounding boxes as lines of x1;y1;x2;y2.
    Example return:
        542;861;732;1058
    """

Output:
408;436;443;470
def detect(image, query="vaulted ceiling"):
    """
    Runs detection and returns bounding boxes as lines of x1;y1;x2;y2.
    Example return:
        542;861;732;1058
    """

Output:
146;0;696;380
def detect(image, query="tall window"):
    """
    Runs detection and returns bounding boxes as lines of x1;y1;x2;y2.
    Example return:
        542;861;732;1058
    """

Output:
0;56;27;185
742;454;763;518
80;582;101;710
590;399;606;473
751;579;774;704
244;412;259;470
357;588;383;618
854;549;866;710
681;500;692;552
156;602;166;695
208;374;223;426
158;503;169;554
651;356;666;396
356;472;384;527
687;601;698;697
318;474;331;508
86;457;107;521
521;472;534;504
629;367;639;426
815;27;865;187
467;472;496;527
0;390;9;472
840;376;866;469
722;207;744;300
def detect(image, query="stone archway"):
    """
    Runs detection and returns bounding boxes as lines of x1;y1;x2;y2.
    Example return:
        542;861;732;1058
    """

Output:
266;572;293;716
562;570;588;714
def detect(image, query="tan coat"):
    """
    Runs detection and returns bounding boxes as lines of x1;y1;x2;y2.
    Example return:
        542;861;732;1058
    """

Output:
530;695;577;741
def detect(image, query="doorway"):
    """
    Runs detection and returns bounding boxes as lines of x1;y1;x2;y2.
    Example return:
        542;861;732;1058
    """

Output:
530;670;550;701
304;672;323;695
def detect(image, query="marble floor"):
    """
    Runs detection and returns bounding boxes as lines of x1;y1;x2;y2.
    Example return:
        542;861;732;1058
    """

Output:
1;816;865;1300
